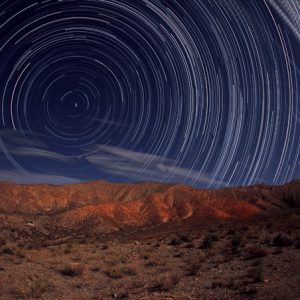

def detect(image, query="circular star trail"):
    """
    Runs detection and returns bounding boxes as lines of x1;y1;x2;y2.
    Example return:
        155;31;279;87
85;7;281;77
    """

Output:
0;0;299;187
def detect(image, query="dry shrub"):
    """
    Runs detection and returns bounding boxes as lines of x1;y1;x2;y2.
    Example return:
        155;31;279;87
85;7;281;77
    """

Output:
272;234;293;247
245;267;263;283
8;279;52;299
231;236;241;254
144;260;159;267
111;290;128;299
71;253;82;262
64;243;72;254
29;279;52;298
104;264;137;277
2;247;14;255
199;237;213;249
90;266;100;272
294;230;300;241
0;236;6;247
101;244;108;250
244;245;268;259
225;278;246;290
121;265;137;276
178;234;191;243
153;241;161;248
25;241;42;250
168;237;181;246
209;278;248;290
240;286;257;296
141;254;149;260
185;243;195;249
294;231;300;249
227;228;236;235
186;254;205;276
78;238;86;244
15;248;25;259
148;273;179;292
8;285;27;299
17;241;26;248
59;263;84;277
251;259;262;267
173;251;183;258
168;233;190;246
104;267;123;279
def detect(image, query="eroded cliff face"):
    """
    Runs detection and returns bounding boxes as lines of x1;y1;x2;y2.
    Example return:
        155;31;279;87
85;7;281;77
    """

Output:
0;180;299;233
0;181;174;214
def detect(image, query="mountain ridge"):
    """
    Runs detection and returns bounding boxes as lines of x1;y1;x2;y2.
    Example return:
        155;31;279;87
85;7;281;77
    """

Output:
0;179;299;234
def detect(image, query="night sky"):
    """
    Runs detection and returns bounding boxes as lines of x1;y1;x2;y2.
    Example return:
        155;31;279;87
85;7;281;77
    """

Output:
0;0;299;187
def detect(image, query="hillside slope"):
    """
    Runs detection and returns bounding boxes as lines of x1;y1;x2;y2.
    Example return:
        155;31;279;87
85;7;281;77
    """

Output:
0;180;299;233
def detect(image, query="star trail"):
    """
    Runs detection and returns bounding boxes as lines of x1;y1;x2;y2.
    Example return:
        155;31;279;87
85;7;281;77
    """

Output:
0;0;299;187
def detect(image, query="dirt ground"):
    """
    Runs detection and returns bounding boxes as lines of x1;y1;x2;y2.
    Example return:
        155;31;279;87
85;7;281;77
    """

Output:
0;213;300;300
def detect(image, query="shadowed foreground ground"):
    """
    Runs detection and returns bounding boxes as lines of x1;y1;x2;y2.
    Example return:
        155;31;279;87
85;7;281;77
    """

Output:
0;212;299;300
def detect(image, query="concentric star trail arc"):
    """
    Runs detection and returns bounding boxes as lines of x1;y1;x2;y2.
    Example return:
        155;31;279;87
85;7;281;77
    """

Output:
0;0;299;186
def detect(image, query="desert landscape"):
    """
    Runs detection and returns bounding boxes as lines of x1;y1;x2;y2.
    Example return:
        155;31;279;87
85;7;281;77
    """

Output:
0;0;299;299
0;180;299;299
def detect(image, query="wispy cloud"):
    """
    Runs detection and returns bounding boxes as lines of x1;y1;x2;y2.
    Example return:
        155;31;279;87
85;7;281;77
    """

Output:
0;129;74;162
0;129;225;186
0;170;81;185
0;128;45;148
7;147;74;162
85;145;224;186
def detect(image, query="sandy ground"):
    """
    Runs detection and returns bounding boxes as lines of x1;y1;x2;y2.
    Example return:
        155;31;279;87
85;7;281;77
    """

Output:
0;213;299;300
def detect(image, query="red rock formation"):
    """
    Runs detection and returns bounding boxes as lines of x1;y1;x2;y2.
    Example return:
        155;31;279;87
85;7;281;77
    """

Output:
0;179;299;233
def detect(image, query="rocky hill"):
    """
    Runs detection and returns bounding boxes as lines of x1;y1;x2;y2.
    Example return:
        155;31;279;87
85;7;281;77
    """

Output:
0;179;299;234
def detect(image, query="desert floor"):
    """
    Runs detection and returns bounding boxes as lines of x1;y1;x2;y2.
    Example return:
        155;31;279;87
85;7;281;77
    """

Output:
0;213;300;300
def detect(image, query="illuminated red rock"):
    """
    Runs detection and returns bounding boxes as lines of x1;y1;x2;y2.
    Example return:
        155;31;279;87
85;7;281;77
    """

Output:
0;179;299;233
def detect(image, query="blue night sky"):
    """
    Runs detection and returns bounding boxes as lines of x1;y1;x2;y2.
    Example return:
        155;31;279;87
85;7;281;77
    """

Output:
0;0;299;187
